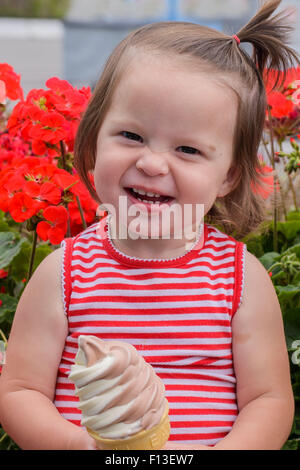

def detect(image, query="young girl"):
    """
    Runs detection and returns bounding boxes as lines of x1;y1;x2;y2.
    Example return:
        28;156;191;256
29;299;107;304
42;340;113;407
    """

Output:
0;0;298;450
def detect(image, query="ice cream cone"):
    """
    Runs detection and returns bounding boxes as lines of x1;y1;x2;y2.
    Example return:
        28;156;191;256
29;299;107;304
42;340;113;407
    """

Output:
87;403;170;450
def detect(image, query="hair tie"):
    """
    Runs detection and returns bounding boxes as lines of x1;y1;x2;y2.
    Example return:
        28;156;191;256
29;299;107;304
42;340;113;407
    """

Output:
232;34;241;45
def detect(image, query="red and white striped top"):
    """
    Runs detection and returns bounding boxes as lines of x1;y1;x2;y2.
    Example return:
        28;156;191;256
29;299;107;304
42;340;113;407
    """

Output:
54;215;246;447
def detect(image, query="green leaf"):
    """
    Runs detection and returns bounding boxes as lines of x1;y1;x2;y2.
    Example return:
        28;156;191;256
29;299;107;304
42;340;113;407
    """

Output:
287;211;300;221
0;293;18;325
275;221;300;241
276;285;300;311
282;439;300;450
259;251;280;270
10;240;53;282
0;232;25;269
284;308;300;350
283;243;300;260
0;211;11;232
293;382;300;402
244;235;265;258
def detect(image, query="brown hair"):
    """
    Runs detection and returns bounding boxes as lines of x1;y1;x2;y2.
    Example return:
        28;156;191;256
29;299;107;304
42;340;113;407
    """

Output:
74;0;300;238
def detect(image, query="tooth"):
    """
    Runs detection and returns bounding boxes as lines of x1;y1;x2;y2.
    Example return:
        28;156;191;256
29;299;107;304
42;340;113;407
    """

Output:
146;192;156;197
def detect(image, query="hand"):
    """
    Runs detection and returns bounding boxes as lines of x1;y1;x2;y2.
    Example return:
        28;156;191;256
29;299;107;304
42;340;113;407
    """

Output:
67;428;99;450
162;441;213;450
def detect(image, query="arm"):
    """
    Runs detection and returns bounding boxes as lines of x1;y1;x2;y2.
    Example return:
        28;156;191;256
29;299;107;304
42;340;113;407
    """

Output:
163;251;294;451
0;248;97;450
214;251;294;450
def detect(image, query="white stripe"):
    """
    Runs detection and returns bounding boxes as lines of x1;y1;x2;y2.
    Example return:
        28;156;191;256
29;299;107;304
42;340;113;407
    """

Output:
67;336;231;349
72;276;235;287
55;389;75;397
73;247;118;259
67;312;231;322
67;323;232;334
158;374;236;387
69;300;231;310
170;438;221;445
167;402;237;411
70;287;233;298
71;265;235;277
71;253;235;268
207;230;231;239
169;426;233;434
73;243;235;269
64;336;232;349
62;346;232;360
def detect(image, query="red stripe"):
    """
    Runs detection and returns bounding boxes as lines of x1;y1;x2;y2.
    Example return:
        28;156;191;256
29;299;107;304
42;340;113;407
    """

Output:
171;420;236;427
72;253;235;267
68;307;230;317
169;409;237;417
169;432;228;440
166;396;237;405
62;237;74;316
71;320;231;330
69;294;232;304
73;261;234;280
66;332;232;343
232;241;245;317
72;281;234;291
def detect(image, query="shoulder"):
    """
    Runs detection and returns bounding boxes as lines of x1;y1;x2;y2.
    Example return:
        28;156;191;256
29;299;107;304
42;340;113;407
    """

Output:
30;246;63;287
17;246;65;325
243;250;275;297
233;250;282;332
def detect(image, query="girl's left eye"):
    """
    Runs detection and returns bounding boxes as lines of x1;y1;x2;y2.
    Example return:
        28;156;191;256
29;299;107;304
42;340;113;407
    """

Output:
121;131;143;143
177;146;201;155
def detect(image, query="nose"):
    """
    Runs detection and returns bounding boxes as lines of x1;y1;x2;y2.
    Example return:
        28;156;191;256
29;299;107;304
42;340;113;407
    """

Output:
136;146;170;176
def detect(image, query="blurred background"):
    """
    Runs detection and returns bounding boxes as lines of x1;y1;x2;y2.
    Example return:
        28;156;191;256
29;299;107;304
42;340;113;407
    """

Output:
0;0;299;95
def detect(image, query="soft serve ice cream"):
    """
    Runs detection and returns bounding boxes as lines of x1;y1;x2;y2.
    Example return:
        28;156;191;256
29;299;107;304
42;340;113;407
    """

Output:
68;335;169;440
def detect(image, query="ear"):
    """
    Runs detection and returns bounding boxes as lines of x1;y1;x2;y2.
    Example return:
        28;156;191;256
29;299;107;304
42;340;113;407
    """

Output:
217;165;241;198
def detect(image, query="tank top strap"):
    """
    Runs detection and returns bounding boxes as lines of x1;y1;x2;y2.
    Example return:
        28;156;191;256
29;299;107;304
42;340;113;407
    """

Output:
61;236;75;317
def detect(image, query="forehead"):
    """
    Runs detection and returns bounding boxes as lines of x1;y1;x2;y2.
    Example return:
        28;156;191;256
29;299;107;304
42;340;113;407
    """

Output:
107;52;239;138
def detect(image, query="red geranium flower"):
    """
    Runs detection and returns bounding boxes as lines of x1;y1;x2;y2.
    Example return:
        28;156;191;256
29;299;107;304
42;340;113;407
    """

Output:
37;205;68;244
267;91;294;119
24;180;62;205
0;270;8;279
251;157;277;199
8;192;40;222
0;63;23;101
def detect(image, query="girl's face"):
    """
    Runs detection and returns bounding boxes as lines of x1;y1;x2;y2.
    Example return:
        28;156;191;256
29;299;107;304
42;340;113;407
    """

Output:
93;54;238;257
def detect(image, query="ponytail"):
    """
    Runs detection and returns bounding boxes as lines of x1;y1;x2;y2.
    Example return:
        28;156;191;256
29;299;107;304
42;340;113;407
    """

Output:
235;0;299;89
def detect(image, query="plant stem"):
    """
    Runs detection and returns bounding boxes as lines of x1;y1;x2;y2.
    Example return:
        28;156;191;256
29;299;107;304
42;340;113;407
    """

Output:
287;173;299;212
66;214;71;238
0;329;7;346
60;139;72;235
76;195;87;229
267;107;278;252
27;230;38;281
263;138;287;219
60;140;67;171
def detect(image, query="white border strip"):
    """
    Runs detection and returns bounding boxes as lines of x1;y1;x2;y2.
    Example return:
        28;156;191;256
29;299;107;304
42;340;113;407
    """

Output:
0;18;64;39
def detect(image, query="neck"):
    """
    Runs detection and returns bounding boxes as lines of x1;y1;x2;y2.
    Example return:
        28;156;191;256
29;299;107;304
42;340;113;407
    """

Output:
106;214;204;260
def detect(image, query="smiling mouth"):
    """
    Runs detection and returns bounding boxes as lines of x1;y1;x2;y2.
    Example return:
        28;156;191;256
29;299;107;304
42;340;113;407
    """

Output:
124;187;174;204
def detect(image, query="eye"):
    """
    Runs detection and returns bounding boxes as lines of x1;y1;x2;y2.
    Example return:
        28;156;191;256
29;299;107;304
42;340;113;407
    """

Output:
121;131;143;143
177;146;201;155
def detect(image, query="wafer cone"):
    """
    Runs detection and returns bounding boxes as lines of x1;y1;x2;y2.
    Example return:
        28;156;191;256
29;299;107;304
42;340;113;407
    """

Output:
87;403;170;450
